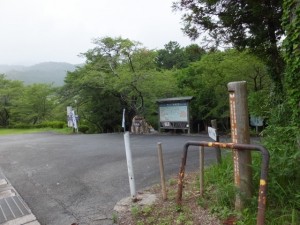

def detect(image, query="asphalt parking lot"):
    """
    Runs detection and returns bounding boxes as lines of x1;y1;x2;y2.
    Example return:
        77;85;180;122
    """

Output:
0;132;224;225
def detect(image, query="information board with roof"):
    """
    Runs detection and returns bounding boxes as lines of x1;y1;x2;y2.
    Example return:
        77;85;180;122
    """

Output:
157;96;193;133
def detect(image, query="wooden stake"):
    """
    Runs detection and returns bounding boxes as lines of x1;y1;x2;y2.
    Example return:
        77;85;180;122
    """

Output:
228;81;253;210
157;142;167;200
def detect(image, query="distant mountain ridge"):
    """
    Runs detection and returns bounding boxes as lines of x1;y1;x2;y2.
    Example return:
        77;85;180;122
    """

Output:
0;62;82;86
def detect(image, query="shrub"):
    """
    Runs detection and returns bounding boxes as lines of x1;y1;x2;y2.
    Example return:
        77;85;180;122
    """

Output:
9;123;32;129
262;125;300;208
78;125;89;133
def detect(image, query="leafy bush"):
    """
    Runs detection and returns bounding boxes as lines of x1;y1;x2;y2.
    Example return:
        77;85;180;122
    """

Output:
262;126;300;209
78;125;89;133
9;123;32;129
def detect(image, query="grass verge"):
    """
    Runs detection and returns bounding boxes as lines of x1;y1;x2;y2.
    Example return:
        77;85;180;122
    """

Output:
0;127;74;135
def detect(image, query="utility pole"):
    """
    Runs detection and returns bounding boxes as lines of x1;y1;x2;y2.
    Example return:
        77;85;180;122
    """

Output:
228;81;252;210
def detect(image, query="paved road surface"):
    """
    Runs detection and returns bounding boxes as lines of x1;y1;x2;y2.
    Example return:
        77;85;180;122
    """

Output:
0;132;225;225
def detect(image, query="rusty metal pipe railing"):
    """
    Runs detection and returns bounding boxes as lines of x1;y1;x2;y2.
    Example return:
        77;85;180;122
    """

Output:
176;141;270;225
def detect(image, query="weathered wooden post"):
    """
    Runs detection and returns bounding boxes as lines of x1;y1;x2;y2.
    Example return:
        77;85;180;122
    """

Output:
199;146;204;196
157;142;167;200
228;81;252;210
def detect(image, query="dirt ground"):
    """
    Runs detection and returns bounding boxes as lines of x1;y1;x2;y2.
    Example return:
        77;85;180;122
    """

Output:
114;173;223;225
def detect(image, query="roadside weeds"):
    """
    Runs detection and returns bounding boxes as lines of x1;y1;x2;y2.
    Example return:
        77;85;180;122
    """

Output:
115;172;222;225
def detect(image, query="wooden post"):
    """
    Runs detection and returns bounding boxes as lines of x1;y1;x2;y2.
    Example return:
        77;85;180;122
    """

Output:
228;81;252;210
157;142;167;200
199;146;204;196
211;119;222;164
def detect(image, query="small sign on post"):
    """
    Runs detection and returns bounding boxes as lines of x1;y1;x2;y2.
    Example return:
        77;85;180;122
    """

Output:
250;116;264;127
250;116;264;134
208;127;217;141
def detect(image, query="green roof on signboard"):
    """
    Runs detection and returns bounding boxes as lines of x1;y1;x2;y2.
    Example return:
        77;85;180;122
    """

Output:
156;96;193;104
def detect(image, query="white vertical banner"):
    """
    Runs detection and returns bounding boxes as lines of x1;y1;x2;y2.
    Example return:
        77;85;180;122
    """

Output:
67;106;73;127
71;110;78;130
122;108;125;131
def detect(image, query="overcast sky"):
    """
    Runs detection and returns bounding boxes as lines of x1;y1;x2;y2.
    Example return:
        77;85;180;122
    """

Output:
0;0;194;66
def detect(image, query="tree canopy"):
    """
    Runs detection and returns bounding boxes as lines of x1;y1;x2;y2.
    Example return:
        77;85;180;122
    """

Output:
62;37;179;132
176;49;270;130
156;41;206;69
0;75;24;127
173;0;285;94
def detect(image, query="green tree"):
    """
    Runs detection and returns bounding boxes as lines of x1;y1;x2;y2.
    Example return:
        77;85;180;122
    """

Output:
139;69;179;127
156;41;189;69
87;37;151;117
62;37;179;132
176;50;270;130
13;83;56;125
156;42;206;70
173;0;285;95
0;75;24;127
259;0;300;216
62;64;122;132
184;44;206;62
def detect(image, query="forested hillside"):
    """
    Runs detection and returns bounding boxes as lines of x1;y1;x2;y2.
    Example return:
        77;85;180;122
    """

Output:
0;62;78;85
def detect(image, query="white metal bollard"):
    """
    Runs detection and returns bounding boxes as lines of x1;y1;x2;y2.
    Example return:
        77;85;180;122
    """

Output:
123;131;136;200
